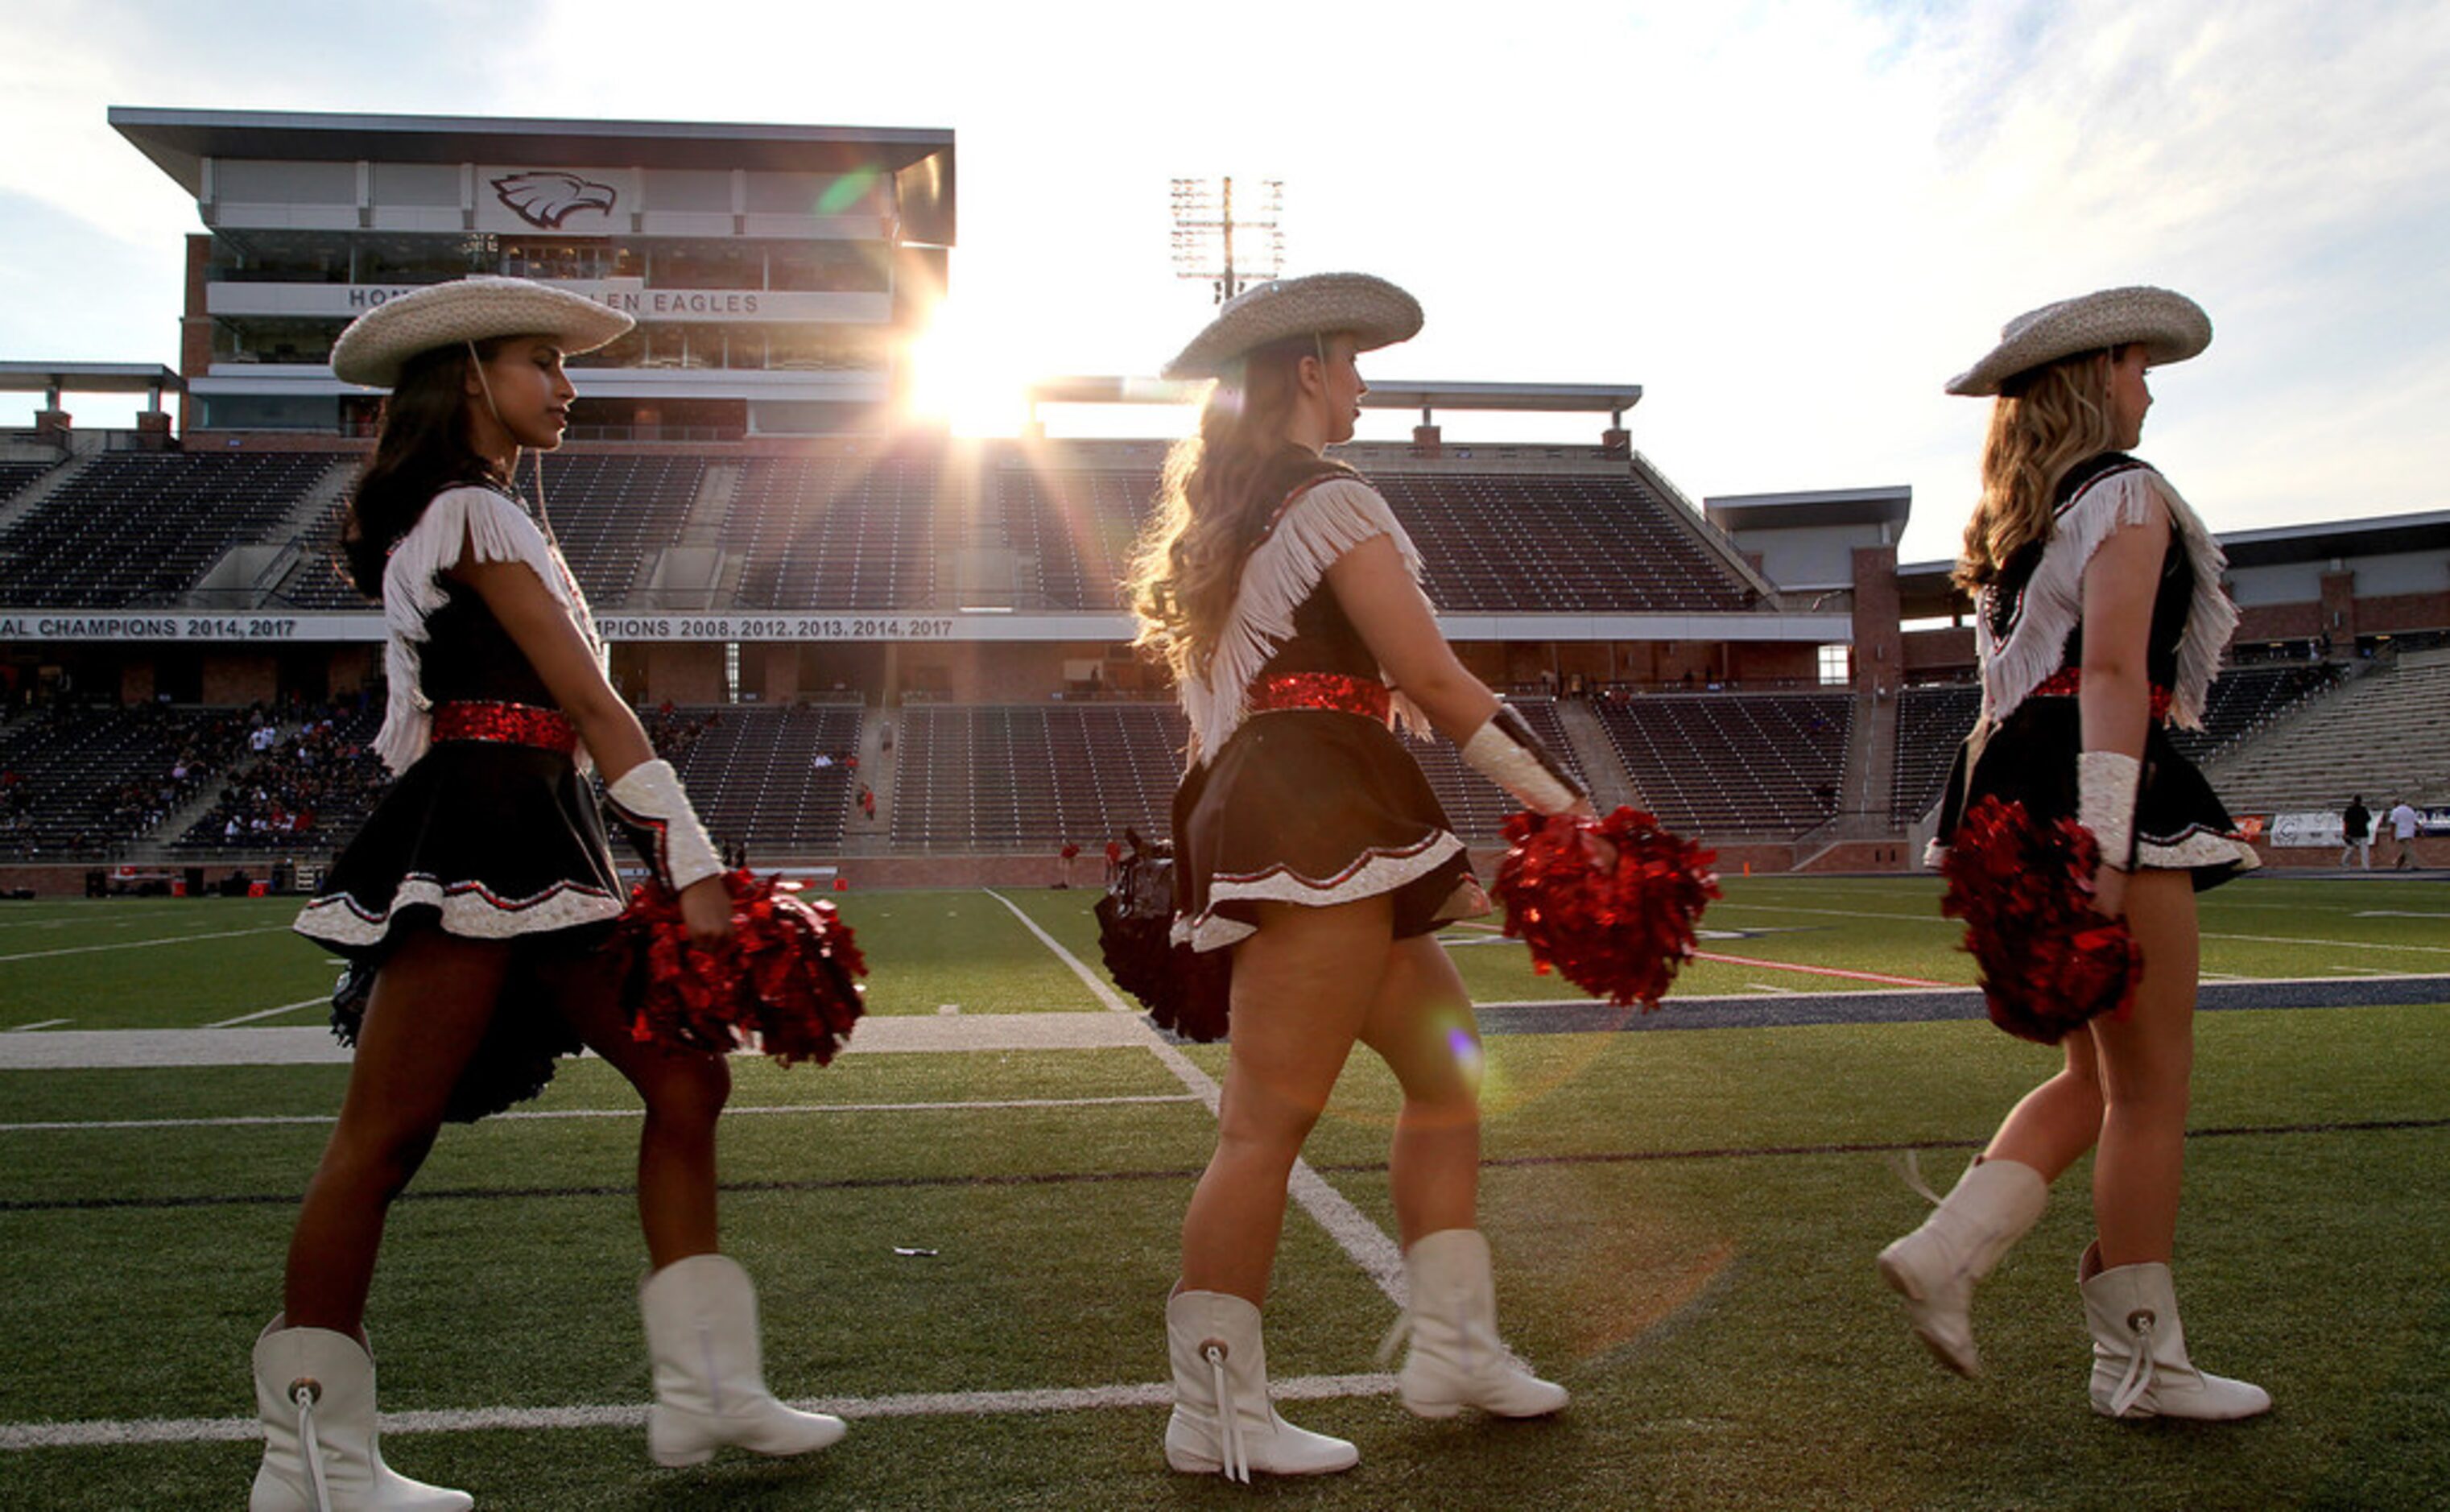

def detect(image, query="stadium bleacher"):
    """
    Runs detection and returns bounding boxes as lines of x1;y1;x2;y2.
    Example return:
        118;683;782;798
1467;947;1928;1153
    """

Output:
0;705;254;856
728;451;940;609
666;704;865;854
276;452;710;609
1373;472;1754;613
1595;692;1851;833
1891;684;1981;823
884;697;1575;851
0;452;345;605
0;460;60;504
993;464;1155;611
171;702;386;853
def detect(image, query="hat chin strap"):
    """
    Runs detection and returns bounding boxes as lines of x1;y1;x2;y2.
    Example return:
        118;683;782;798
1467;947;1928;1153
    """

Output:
466;340;556;543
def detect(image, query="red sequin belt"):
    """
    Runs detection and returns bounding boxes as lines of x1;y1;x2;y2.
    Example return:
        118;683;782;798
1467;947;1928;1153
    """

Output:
1246;672;1391;723
431;700;579;755
2032;668;2175;722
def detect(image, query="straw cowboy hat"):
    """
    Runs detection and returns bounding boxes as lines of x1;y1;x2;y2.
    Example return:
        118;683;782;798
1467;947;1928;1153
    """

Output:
329;275;634;388
1162;272;1423;381
1947;285;2212;397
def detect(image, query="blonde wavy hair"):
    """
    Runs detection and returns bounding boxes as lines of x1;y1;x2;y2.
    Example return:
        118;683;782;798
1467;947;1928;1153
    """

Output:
1955;345;2123;592
1126;336;1330;684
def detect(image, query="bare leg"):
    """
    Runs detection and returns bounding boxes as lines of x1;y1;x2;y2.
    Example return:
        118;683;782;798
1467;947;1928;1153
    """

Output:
2090;870;2199;1266
1983;1026;2104;1180
1357;933;1481;1246
545;948;730;1268
283;928;509;1334
1178;894;1392;1303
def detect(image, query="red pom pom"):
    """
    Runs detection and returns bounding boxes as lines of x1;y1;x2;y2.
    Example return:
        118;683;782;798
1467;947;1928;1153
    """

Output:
609;870;867;1065
1940;796;2142;1045
1493;807;1720;1008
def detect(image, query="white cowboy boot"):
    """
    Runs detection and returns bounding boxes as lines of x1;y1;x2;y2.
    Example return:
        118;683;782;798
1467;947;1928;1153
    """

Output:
638;1254;847;1466
2079;1245;2270;1420
1386;1229;1568;1419
1876;1157;2047;1376
250;1321;471;1512
1163;1289;1357;1481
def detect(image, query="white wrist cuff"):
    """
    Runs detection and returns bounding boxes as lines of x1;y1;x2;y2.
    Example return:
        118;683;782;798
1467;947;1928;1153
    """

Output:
2077;750;2142;871
606;758;724;894
1461;704;1586;816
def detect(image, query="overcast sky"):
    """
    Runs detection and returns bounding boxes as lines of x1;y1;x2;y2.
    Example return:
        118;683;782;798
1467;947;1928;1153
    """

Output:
2;0;2444;564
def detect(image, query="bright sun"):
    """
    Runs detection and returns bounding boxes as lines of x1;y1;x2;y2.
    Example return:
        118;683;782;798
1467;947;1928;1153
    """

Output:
904;298;1035;436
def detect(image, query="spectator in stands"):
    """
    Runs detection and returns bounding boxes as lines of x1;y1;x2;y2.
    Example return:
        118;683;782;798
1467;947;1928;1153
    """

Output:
2341;795;2373;870
259;278;842;1510
1130;273;1580;1481
1887;287;2266;1421
2388;796;2421;869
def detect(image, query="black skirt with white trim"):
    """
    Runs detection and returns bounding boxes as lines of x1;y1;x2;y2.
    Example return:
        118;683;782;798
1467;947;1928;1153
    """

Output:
1173;708;1485;953
293;741;626;1120
1931;696;2259;890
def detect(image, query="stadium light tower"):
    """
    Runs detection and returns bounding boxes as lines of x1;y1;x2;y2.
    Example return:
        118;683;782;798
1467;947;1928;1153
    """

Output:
1171;177;1284;304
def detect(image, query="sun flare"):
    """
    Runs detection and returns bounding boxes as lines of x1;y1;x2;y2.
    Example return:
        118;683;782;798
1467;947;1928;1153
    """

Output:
904;298;1035;436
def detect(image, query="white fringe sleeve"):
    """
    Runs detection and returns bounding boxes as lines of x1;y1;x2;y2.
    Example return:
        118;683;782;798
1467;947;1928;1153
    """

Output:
1180;477;1430;758
373;486;601;775
1977;464;2236;730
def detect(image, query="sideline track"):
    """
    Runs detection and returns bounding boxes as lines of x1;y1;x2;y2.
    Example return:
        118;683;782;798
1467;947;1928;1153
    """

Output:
6;974;2444;1072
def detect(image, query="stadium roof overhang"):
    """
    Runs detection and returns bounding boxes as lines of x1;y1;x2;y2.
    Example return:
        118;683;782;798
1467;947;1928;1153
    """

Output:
1704;485;1911;533
2215;509;2450;568
1024;377;1642;424
0;362;180;409
109;107;957;245
1898;506;2450;621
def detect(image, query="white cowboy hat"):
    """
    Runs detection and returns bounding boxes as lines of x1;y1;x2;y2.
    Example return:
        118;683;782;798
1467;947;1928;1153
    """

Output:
1946;285;2212;397
329;275;634;388
1162;271;1423;381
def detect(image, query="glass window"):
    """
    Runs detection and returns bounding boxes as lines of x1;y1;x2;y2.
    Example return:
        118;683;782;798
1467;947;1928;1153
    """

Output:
1818;644;1852;686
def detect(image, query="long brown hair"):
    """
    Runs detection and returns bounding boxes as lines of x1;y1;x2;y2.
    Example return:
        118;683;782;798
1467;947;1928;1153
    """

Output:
340;339;509;597
1127;335;1339;683
1954;345;2122;591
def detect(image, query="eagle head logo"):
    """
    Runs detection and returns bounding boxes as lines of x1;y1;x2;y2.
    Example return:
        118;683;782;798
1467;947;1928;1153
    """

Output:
491;171;618;229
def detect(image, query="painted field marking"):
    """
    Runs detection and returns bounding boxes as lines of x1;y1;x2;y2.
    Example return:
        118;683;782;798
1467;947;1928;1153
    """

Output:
0;1370;1400;1451
981;889;1408;1305
2201;931;2450;956
0;926;292;964
2355;910;2450;919
206;998;326;1028
5;1019;69;1033
0;907;194;931
1708;903;1954;926
1692;952;1952;989
0;1093;1204;1135
1745;983;1800;995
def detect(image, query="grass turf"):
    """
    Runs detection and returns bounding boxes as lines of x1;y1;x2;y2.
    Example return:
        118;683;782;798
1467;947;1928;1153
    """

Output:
0;879;2444;1508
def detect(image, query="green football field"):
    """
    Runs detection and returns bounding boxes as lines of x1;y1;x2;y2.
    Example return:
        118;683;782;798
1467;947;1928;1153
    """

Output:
1;875;2444;1509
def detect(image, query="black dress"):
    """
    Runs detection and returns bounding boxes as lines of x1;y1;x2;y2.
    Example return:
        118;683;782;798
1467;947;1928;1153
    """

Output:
1171;458;1484;954
294;486;625;1118
1932;453;2258;889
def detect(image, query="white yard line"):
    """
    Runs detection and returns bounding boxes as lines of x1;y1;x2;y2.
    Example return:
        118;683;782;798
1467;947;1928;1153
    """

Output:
982;889;1409;1305
0;1371;1400;1450
0;926;293;964
1706;903;1953;926
205;998;327;1027
2201;931;2450;956
0;907;194;931
0;1093;1201;1134
4;1019;70;1032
